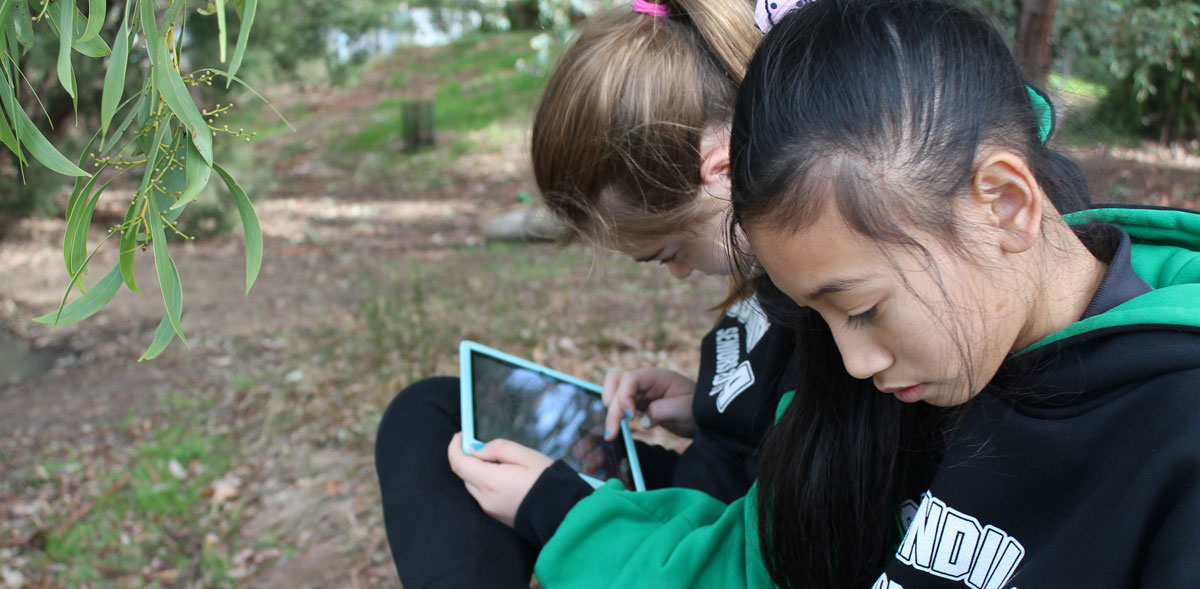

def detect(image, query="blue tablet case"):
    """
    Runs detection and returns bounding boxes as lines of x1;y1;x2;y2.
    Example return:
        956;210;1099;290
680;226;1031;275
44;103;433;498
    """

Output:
459;340;646;492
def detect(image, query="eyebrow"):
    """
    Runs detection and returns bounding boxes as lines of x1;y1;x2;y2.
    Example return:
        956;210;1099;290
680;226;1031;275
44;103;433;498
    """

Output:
634;247;666;263
805;275;877;301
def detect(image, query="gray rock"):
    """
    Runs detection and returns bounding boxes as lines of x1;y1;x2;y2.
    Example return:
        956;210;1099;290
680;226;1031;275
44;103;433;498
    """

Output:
479;205;571;242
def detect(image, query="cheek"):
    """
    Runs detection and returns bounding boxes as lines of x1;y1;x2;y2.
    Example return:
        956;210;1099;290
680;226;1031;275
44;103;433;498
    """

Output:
882;298;964;377
686;240;732;275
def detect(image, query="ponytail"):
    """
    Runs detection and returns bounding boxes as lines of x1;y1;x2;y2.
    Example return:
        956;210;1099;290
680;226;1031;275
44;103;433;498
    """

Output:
531;0;758;248
668;0;758;83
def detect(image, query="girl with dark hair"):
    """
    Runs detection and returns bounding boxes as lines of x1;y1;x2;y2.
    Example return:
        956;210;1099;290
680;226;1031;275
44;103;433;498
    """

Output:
729;0;1200;587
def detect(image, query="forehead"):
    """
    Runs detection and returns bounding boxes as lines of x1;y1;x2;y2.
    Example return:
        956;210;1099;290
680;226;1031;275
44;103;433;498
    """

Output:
745;208;885;301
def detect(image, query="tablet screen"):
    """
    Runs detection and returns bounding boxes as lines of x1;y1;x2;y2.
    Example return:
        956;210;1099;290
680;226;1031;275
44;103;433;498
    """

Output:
470;351;635;489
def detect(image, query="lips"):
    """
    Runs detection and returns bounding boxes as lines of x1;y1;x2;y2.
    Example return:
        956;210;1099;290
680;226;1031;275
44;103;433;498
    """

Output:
879;383;927;404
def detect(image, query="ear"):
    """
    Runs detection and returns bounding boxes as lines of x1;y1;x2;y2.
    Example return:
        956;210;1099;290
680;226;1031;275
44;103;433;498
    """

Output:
699;130;732;194
970;151;1044;254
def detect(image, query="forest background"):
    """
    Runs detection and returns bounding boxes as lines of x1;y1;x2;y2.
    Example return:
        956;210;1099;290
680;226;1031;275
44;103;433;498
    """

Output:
0;0;1197;586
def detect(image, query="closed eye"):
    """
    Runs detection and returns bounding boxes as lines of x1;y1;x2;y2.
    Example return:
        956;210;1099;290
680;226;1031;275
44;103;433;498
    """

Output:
846;305;878;328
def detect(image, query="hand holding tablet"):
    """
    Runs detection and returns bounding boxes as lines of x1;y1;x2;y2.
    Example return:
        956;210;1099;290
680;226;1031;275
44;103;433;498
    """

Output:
459;340;646;492
447;432;555;527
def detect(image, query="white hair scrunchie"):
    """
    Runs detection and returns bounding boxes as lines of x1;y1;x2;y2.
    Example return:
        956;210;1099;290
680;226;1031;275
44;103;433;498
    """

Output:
754;0;816;33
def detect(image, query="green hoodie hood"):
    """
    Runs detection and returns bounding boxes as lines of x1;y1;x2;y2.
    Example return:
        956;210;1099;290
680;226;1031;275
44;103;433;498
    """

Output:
1019;206;1200;355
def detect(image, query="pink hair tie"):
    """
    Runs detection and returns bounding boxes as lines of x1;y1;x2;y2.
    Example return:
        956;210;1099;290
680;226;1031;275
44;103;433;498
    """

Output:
631;0;669;18
755;0;815;33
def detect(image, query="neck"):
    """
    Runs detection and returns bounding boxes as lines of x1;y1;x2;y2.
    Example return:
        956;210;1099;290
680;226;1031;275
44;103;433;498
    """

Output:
1012;215;1109;352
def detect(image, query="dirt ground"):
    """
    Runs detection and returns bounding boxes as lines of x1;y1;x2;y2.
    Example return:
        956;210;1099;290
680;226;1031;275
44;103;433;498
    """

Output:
1;71;1198;588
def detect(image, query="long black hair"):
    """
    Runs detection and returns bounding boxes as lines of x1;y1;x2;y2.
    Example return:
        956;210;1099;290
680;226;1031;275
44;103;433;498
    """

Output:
727;1;1094;587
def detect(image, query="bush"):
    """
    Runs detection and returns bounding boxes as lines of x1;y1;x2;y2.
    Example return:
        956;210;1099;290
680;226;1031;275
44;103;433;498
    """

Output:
1062;1;1200;144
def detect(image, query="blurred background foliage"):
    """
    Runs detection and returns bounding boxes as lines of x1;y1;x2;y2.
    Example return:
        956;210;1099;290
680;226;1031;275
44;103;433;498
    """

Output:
6;0;1197;215
1;0;592;224
977;0;1200;144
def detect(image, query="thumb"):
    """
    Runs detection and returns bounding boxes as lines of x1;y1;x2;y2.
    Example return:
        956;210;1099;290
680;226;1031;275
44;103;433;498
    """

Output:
472;439;540;465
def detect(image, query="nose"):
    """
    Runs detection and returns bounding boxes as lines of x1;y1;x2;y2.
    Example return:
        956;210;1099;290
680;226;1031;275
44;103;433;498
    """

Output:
665;260;694;279
830;326;893;381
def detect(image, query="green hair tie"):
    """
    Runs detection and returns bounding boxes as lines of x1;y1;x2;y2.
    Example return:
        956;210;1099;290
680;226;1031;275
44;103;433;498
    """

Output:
1026;85;1055;144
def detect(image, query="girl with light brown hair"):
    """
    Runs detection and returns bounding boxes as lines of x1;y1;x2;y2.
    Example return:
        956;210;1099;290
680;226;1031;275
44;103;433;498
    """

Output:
376;0;798;586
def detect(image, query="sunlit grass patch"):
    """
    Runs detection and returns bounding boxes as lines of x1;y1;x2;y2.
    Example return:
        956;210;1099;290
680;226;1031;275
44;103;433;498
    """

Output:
347;31;553;153
1050;73;1109;100
345;118;531;199
1049;73;1143;148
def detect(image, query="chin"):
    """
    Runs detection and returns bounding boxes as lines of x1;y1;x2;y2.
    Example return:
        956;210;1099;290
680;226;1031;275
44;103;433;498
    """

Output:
919;384;973;407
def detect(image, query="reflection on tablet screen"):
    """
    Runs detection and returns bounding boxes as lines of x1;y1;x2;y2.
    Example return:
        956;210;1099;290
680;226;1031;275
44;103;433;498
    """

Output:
472;352;633;488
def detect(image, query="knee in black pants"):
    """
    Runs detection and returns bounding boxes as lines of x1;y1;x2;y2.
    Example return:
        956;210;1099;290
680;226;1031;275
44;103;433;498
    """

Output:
374;377;537;588
375;376;460;463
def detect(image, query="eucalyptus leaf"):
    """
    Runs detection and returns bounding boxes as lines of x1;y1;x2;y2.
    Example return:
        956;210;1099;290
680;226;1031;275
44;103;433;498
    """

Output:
118;188;143;294
139;311;176;361
63;174;88;254
0;65;27;165
63;166;96;272
63;132;101;219
149;33;213;164
76;0;105;43
146;182;187;342
34;264;122;326
226;0;255;87
100;21;130;142
162;0;187;29
72;33;111;58
0;104;19;156
0;0;14;33
120;119;171;294
12;0;32;48
101;90;145;156
214;164;261;293
55;0;77;108
157;134;190;222
64;173;116;285
173;138;211;210
216;0;226;63
0;87;87;175
139;0;158;40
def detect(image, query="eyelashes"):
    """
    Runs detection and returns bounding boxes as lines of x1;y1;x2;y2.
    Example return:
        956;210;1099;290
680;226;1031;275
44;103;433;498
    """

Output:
846;305;879;328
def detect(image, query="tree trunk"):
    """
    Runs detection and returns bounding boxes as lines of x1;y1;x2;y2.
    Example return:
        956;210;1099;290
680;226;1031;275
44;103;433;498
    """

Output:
1015;0;1057;88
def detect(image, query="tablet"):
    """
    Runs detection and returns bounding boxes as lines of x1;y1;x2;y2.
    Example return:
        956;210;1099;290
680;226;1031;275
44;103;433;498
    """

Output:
460;340;646;491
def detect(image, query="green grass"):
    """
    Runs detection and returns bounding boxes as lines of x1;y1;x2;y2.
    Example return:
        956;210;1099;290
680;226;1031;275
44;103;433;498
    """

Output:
25;395;243;586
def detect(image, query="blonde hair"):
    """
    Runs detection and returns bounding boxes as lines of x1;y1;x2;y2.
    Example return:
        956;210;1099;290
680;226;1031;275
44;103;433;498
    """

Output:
531;0;759;250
